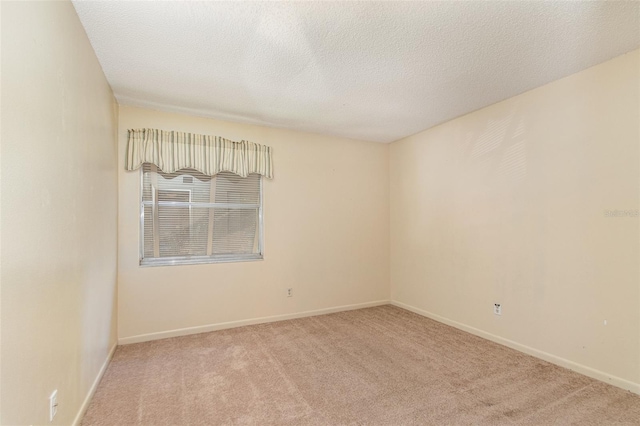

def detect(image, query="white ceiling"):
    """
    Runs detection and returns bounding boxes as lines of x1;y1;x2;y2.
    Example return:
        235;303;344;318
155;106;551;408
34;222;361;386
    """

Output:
72;1;639;143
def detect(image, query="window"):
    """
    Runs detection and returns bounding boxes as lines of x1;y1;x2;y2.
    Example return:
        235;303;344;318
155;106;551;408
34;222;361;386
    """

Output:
140;163;263;266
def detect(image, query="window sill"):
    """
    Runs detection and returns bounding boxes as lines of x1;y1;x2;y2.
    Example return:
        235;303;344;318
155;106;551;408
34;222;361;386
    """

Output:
139;254;263;267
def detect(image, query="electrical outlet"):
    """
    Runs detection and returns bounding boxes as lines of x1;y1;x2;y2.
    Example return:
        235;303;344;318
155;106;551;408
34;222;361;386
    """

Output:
494;303;502;316
287;288;293;297
49;390;58;422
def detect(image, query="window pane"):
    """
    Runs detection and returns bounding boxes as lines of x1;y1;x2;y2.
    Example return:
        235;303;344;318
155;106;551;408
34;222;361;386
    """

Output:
143;205;153;258
212;208;259;254
214;173;260;204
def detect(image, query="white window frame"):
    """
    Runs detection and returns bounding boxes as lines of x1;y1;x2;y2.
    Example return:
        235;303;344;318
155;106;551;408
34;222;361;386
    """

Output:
139;167;264;267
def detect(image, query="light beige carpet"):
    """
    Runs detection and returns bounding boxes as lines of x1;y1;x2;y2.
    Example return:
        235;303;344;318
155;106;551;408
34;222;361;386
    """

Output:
82;305;640;425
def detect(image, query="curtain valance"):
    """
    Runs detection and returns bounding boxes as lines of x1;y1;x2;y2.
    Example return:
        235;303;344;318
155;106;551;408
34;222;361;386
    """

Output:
125;128;273;178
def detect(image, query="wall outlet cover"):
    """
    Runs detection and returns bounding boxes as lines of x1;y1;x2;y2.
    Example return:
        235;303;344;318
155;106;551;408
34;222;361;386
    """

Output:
49;389;58;422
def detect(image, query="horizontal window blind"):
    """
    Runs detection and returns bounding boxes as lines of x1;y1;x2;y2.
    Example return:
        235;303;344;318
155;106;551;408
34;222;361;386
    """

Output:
141;163;262;266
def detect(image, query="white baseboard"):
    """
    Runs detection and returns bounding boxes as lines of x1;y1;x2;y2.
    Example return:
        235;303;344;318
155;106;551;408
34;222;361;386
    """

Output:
72;343;117;426
391;300;640;395
118;300;390;345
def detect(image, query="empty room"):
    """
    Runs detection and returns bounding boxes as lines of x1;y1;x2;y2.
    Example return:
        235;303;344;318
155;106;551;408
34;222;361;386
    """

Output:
1;0;640;425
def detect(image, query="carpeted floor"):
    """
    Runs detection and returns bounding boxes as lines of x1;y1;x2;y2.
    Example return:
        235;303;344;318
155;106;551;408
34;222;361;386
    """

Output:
82;305;640;425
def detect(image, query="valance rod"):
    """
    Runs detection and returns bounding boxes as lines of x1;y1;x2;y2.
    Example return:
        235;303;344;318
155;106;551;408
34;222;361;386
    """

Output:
125;128;273;179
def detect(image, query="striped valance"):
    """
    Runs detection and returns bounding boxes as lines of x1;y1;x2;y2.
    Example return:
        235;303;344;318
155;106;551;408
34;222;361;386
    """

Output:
125;128;273;178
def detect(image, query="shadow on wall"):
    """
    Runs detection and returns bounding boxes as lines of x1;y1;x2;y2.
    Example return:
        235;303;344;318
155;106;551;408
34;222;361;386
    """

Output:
464;102;528;188
448;102;541;301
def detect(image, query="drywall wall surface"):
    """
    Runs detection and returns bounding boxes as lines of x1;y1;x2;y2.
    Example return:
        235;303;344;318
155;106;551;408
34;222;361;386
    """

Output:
390;50;640;387
117;106;389;340
1;2;118;424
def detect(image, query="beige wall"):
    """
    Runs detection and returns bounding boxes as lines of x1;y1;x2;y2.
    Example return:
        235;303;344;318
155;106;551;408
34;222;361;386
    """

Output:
118;106;389;341
1;2;118;425
390;50;640;389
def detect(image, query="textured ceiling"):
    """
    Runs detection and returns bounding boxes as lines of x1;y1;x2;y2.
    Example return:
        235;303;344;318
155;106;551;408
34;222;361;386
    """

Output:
72;1;639;143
